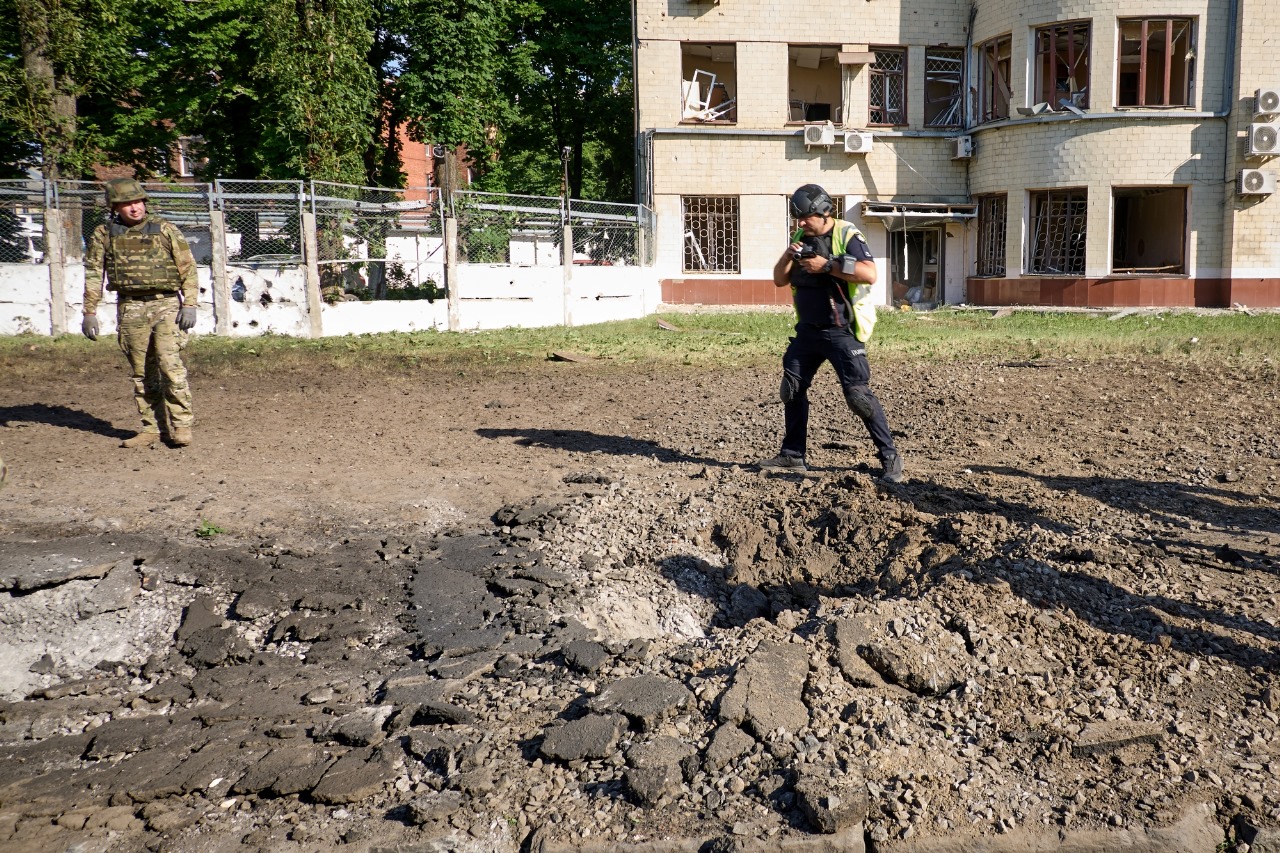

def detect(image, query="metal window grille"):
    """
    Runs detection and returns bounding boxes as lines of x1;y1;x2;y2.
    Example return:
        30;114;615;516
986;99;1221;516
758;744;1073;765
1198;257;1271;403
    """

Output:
1028;189;1087;275
683;196;739;273
975;194;1007;277
1035;21;1091;110
869;49;906;125
978;36;1012;123
925;48;964;127
1117;18;1194;107
0;180;48;264
782;195;843;243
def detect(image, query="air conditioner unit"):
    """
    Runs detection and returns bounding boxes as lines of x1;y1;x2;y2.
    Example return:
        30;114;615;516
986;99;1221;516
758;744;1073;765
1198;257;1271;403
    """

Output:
951;135;973;159
804;122;836;148
1238;168;1276;195
1256;87;1280;115
843;131;873;154
1247;122;1280;156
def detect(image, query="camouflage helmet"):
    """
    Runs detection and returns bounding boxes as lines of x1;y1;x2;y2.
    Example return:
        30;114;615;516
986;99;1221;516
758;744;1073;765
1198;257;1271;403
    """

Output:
104;177;147;205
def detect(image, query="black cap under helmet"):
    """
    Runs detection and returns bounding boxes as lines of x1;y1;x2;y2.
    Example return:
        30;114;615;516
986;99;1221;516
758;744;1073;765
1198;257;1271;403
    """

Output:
790;184;833;218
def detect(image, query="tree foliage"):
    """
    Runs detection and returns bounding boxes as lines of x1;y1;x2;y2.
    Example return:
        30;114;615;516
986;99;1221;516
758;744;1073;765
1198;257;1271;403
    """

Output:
0;0;635;199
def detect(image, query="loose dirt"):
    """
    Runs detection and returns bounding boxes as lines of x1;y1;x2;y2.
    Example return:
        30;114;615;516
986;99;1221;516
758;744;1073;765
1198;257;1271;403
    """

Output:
0;348;1277;852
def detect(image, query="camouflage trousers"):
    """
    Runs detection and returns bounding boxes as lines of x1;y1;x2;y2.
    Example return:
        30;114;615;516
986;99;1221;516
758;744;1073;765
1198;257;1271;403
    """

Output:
116;294;192;434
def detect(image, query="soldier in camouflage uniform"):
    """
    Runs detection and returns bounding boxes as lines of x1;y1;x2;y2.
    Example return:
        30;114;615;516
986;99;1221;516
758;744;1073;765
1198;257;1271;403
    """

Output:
83;178;200;448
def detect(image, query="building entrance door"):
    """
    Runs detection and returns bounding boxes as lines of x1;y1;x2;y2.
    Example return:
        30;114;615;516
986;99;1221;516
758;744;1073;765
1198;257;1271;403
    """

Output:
888;228;943;307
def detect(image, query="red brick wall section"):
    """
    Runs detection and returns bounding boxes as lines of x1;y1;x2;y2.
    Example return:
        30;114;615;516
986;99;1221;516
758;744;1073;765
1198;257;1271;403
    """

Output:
662;279;794;306
965;278;1279;308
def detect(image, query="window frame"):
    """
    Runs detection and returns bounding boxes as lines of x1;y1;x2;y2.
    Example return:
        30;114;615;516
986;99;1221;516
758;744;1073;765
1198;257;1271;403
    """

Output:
975;194;1008;277
924;46;965;128
868;46;907;127
786;45;844;125
682;195;740;274
1034;20;1092;111
1111;186;1188;275
976;34;1012;124
679;43;738;125
1027;188;1088;276
1116;17;1195;108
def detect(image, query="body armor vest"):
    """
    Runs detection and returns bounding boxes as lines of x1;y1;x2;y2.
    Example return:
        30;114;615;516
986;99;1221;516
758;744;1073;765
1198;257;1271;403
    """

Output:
105;219;183;293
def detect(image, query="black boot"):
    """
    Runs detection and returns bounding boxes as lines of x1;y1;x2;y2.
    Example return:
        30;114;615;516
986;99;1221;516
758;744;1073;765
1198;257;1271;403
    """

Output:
880;451;904;483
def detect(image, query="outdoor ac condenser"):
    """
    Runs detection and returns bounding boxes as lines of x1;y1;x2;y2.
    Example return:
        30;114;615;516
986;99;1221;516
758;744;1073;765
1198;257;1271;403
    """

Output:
843;131;873;154
1256;87;1280;115
804;122;836;148
951;135;973;159
1238;169;1277;195
1246;123;1280;156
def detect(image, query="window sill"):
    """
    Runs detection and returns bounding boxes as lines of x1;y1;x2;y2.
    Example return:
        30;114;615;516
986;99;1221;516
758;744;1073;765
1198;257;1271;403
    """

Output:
679;120;738;126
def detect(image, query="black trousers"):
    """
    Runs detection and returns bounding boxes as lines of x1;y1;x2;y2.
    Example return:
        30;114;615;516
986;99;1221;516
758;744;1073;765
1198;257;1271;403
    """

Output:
780;324;896;460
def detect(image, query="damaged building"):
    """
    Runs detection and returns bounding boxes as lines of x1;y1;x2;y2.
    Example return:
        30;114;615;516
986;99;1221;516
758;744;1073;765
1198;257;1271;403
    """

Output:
633;0;1280;308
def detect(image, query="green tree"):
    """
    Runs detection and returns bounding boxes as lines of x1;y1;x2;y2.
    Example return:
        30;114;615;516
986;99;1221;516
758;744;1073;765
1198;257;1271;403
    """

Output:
497;0;633;201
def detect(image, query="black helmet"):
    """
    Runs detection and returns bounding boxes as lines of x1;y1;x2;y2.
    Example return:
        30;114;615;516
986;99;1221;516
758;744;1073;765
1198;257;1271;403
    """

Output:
790;184;833;219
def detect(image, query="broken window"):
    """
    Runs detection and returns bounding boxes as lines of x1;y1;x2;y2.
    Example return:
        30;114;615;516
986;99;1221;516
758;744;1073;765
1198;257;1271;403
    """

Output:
1034;21;1090;111
869;48;906;126
1118;18;1194;107
976;194;1007;277
1028;189;1087;275
977;35;1011;123
681;43;737;123
683;196;740;273
1112;187;1186;274
787;45;843;123
924;47;964;127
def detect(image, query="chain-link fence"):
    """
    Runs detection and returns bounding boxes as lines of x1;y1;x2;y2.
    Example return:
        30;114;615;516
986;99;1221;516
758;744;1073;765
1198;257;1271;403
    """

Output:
455;191;655;267
0;180;47;264
216;179;305;266
569;199;653;267
311;181;443;302
3;179;654;274
454;191;564;265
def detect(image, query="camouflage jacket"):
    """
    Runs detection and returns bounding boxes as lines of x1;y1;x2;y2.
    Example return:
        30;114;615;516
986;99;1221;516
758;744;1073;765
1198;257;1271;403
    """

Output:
84;214;198;314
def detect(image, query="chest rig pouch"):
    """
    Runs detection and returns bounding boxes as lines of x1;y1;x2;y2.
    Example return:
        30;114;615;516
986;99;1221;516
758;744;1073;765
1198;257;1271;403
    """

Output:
106;219;182;293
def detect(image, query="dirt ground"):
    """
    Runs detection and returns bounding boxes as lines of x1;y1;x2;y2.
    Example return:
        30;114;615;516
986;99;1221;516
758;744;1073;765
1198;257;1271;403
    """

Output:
0;344;1278;852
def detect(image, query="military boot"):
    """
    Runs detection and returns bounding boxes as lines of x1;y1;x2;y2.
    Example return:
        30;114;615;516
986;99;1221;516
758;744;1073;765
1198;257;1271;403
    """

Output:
170;427;193;447
121;431;161;449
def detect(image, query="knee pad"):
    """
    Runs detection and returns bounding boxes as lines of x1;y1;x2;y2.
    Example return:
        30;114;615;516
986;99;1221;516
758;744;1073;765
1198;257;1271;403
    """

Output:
843;384;875;420
779;371;803;404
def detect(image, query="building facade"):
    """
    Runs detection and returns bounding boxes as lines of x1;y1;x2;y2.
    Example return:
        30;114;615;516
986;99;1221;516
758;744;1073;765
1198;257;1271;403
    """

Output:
634;0;1280;308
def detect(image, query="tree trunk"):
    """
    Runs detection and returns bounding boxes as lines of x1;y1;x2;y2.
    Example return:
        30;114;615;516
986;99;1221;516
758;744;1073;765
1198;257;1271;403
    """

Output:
16;0;81;257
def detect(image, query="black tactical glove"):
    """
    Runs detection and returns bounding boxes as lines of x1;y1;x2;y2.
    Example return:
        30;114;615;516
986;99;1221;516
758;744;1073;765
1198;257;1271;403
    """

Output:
81;314;99;340
177;306;197;332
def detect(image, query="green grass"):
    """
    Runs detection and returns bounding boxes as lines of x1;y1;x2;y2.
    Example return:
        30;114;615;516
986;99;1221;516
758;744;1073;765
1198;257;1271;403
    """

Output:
1;308;1277;379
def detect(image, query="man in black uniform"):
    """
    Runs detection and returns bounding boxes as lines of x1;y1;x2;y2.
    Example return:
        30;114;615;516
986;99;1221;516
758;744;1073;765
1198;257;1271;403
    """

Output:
759;184;903;482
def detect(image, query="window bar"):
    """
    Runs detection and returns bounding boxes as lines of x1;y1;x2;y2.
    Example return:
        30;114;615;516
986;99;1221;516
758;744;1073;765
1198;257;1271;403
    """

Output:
1138;19;1148;106
1163;19;1173;106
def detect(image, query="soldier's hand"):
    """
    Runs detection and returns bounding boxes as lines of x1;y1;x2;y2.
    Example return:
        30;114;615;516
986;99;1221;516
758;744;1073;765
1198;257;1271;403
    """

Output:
81;314;99;340
177;306;197;332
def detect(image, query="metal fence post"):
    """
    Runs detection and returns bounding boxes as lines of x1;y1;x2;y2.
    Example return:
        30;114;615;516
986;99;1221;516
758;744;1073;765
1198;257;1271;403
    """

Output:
301;210;324;338
445;215;459;331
